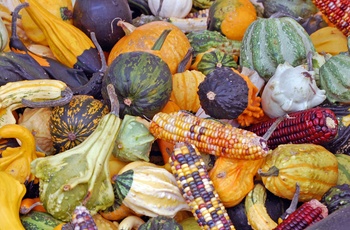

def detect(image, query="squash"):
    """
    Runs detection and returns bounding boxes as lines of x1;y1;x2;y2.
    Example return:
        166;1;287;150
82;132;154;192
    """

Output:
20;211;64;230
209;156;265;207
335;154;350;185
321;184;350;214
21;0;73;46
310;26;348;55
259;143;338;202
240;16;315;81
49;95;109;154
73;0;132;51
102;51;172;119
190;48;238;75
259;0;318;19
318;51;350;104
107;20;191;74
139;215;183;230
0;17;8;52
0;171;26;230
112;162;190;217
208;0;257;41
197;67;264;126
171;70;206;113
148;0;192;18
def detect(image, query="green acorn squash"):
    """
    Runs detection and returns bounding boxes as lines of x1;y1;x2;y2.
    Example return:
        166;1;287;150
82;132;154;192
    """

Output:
102;51;172;119
240;16;315;81
49;95;109;154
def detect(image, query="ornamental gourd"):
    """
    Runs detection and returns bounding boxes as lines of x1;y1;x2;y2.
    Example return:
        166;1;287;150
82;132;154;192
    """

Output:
240;16;315;81
148;0;192;18
259;143;338;202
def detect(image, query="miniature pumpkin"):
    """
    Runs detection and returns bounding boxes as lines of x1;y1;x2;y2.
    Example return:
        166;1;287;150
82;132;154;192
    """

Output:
107;20;191;74
209;156;265;207
198;67;264;126
259;144;338;202
148;0;192;18
171;70;206;113
208;0;257;41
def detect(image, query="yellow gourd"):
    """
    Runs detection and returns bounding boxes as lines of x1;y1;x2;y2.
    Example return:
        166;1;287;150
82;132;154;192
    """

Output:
310;26;348;55
0;171;26;229
21;0;73;46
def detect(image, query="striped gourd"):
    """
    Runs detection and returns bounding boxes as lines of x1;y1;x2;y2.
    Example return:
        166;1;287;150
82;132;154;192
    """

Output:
319;53;350;103
240;17;315;81
335;154;350;185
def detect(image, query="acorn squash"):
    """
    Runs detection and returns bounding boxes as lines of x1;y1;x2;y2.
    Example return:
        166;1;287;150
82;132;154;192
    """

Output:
49;94;109;154
240;16;315;81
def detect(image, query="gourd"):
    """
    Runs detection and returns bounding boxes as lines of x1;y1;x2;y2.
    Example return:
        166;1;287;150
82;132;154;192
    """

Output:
20;211;64;230
318;44;350;103
0;171;26;230
49;94;109;154
18;0;101;74
259;143;338;202
209;156;265;207
208;0;257;41
240;16;315;81
310;26;348;55
261;61;326;118
190;48;238;75
21;0;73;46
107;20;191;74
0;17;8;52
335;154;350;185
148;0;193;18
171;70;206;113
259;0;318;18
138;215;183;230
112;162;190;217
197;67;264;126
193;0;215;9
102;46;172;119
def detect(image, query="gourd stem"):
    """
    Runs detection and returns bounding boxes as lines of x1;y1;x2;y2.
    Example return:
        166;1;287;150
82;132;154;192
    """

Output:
117;21;136;36
262;114;287;140
258;166;279;177
90;32;107;73
107;84;120;116
11;3;29;40
177;47;194;73
280;183;300;220
151;29;172;51
21;87;73;107
306;51;313;71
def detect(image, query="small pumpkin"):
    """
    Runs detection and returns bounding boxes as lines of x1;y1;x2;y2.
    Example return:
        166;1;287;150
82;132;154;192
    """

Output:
49;94;109;154
259;143;338;202
208;0;257;41
107;20;191;74
209;156;265;207
240;16;315;81
171;69;206;113
148;0;192;18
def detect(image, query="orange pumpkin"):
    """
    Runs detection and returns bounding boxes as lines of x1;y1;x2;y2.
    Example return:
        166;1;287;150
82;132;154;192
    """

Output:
171;70;206;113
209;156;265;207
107;21;191;74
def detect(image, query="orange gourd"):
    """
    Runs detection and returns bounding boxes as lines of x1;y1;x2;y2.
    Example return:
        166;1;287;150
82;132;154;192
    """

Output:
107;20;191;74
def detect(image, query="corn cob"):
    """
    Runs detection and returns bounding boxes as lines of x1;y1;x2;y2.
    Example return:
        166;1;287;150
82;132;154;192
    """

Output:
149;110;269;160
62;206;98;230
274;199;328;230
246;107;338;149
169;142;235;230
312;0;350;36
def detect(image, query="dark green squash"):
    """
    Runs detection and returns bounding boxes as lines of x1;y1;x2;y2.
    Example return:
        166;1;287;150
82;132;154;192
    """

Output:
321;184;350;214
138;215;183;230
20;211;64;230
197;67;249;119
259;0;318;19
49;95;109;154
101;51;172;119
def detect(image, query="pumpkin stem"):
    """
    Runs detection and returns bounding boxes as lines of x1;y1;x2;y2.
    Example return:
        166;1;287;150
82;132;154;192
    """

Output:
90;32;107;73
117;20;137;36
258;166;279;177
151;29;172;51
177;47;194;73
280;183;300;220
106;84;120;116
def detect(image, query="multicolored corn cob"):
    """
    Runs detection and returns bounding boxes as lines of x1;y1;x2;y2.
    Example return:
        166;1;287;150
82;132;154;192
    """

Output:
312;0;350;36
149;110;268;160
62;206;98;230
275;199;328;230
169;142;235;230
246;107;338;149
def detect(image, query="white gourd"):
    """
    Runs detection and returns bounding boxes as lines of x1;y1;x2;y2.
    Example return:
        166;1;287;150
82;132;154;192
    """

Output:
148;0;193;18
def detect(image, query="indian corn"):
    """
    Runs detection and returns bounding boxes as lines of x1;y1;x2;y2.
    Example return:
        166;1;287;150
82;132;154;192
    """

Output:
313;0;350;36
246;107;338;149
169;142;235;230
149;111;268;160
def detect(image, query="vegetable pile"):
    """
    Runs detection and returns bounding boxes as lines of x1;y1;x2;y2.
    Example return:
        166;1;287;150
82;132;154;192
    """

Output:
0;0;350;229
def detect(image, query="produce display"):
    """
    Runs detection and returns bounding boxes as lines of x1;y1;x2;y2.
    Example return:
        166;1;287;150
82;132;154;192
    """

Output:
1;0;350;229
